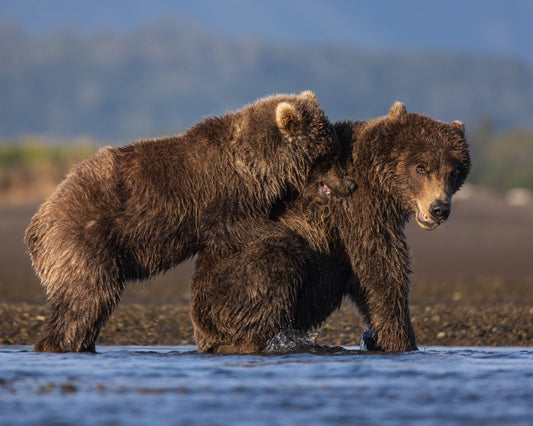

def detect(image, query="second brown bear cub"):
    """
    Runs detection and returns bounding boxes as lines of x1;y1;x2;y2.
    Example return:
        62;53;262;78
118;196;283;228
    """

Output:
26;91;351;353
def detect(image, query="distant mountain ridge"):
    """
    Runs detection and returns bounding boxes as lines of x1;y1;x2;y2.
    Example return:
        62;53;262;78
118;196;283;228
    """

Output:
1;20;532;142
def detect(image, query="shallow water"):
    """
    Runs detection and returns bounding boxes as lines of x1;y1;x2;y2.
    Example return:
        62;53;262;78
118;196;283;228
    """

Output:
1;346;532;425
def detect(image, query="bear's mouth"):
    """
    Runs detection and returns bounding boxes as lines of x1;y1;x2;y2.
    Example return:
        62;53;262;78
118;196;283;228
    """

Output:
318;182;332;200
416;204;440;231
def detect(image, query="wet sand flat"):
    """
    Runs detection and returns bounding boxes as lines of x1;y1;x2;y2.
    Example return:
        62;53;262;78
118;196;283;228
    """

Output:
1;192;532;348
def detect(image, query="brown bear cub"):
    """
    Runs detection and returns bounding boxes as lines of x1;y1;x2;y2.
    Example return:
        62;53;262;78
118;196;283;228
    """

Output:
191;102;471;353
26;91;351;353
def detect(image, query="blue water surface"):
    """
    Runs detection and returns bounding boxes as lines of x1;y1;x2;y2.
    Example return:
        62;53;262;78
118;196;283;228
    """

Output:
1;346;532;425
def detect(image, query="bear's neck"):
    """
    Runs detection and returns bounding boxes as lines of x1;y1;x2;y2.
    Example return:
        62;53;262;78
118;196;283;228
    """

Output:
338;120;409;226
346;122;397;193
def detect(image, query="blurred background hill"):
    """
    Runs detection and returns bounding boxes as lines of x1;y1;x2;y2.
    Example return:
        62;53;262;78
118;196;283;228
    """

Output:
0;1;532;311
1;0;533;142
2;0;533;57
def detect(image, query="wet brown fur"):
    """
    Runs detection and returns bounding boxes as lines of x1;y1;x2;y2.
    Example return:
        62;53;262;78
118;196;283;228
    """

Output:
191;103;471;353
26;91;348;353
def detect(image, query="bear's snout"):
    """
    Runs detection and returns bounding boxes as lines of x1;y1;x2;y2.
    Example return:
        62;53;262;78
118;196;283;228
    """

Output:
429;200;450;221
415;197;451;230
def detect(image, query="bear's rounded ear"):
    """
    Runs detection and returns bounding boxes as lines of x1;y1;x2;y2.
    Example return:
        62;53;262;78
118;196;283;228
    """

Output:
389;102;407;121
299;90;319;105
452;120;465;134
276;102;300;134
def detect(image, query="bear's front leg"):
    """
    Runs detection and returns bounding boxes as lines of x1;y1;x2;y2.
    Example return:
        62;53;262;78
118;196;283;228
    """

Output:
349;260;418;352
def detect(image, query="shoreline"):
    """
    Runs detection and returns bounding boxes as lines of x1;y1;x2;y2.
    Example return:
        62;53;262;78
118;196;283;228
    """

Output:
2;297;532;349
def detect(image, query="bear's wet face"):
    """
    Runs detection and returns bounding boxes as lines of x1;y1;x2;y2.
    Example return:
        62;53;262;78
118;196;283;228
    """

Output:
305;154;358;204
397;135;470;231
317;176;357;202
387;109;470;231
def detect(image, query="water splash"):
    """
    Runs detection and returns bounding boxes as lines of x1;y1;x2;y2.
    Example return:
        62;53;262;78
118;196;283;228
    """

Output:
264;328;325;353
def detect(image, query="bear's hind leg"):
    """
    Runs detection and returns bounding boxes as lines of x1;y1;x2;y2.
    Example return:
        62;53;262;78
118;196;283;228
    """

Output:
35;268;125;353
192;234;309;354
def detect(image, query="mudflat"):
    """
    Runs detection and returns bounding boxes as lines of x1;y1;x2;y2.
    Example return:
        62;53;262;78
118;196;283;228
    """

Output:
1;190;532;348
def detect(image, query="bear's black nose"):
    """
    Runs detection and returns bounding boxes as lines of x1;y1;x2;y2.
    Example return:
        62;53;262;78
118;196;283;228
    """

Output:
345;178;357;194
429;201;450;221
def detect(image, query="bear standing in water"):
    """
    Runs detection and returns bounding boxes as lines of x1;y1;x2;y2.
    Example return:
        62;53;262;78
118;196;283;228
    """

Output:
26;91;352;353
191;103;471;353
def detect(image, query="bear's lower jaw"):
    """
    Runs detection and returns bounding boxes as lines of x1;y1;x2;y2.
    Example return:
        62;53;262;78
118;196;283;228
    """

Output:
415;206;441;231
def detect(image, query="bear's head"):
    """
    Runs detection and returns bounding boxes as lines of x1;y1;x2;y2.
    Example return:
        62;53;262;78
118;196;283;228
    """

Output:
273;90;337;160
266;91;356;202
386;102;471;230
307;156;358;204
280;95;358;205
237;91;341;197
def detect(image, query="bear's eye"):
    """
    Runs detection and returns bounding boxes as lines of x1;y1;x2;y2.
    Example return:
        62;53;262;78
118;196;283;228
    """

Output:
416;164;427;175
450;168;462;183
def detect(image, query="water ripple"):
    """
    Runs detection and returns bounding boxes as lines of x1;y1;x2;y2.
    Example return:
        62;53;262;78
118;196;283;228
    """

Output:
1;345;532;425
